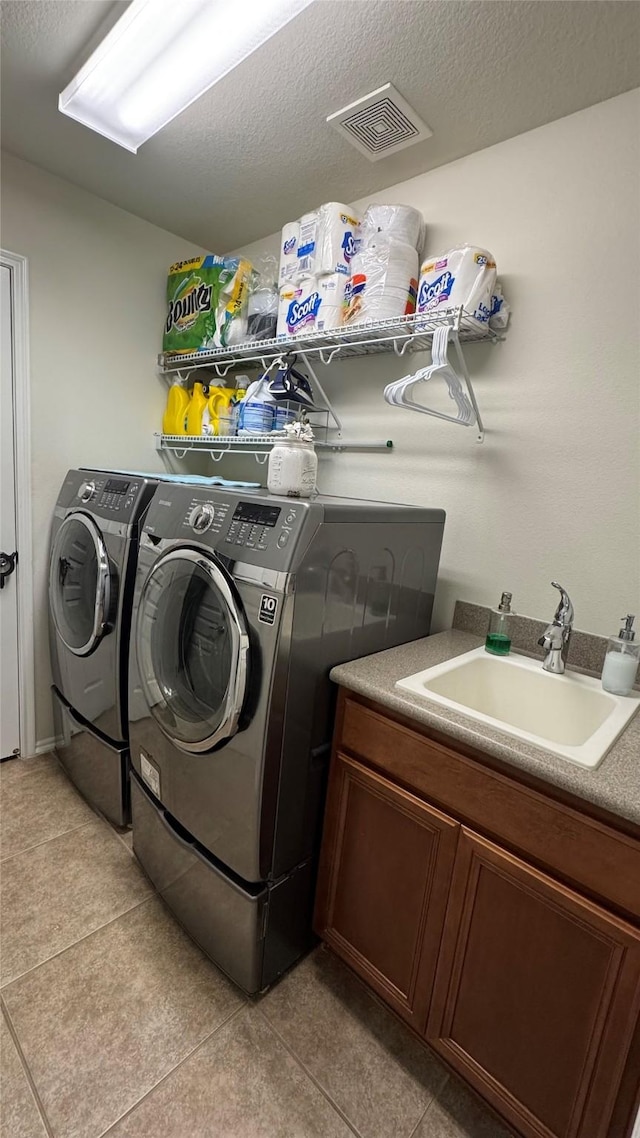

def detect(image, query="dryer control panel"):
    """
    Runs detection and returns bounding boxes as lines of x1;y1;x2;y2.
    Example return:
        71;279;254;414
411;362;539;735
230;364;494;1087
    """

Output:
96;476;142;515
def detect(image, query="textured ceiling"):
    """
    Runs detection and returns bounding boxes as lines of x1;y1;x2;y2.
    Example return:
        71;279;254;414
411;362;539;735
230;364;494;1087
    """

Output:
1;0;639;252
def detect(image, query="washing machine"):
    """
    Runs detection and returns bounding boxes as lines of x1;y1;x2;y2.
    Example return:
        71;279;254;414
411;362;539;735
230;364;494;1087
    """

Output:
49;469;157;824
128;484;445;993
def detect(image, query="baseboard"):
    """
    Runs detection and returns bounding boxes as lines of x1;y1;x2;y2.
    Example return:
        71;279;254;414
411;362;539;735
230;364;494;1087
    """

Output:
34;735;62;757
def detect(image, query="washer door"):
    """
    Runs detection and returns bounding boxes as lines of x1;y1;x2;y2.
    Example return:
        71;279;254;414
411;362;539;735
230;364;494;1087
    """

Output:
136;548;249;753
49;512;112;657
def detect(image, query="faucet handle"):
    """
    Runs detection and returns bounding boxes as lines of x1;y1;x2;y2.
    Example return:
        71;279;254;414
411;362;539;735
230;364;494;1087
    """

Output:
551;581;574;628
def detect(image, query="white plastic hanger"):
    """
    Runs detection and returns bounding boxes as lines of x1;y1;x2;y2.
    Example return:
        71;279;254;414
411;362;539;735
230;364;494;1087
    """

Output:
383;325;475;427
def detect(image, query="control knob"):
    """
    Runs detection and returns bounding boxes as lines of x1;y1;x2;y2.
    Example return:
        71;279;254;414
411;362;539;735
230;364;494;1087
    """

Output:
189;504;215;533
78;480;96;503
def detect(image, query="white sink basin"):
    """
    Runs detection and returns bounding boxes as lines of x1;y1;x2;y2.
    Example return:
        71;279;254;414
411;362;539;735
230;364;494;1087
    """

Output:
396;647;640;769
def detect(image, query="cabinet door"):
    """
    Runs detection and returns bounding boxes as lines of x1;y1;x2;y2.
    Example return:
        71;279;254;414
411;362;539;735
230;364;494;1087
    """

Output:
314;752;459;1033
426;829;640;1138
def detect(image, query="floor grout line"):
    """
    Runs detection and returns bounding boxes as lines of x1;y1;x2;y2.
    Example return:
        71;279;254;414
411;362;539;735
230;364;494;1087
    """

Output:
1;996;56;1138
406;1074;449;1138
0;893;155;992
256;1003;366;1138
97;1001;248;1137
0;818;97;865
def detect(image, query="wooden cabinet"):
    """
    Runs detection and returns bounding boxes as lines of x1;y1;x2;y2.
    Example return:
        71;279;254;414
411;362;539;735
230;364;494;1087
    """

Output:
314;691;640;1138
315;752;458;1031
426;829;640;1138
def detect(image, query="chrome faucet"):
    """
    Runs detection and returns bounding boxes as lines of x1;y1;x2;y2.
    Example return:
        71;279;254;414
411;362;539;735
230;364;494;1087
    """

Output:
538;582;574;674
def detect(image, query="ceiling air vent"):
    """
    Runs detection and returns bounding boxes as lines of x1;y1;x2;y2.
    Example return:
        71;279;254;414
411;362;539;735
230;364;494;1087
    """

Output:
327;83;432;162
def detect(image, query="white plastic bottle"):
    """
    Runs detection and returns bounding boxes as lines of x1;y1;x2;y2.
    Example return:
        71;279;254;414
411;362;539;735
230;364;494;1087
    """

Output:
601;614;640;696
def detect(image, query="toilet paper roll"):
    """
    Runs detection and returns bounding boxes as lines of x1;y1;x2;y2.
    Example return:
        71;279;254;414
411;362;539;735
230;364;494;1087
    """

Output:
417;245;496;328
361;203;425;251
279;221;299;285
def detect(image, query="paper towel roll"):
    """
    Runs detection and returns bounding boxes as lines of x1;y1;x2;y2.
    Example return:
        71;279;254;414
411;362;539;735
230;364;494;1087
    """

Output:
295;213;319;279
279;221;299;285
417;246;496;328
316;202;360;277
317;273;347;331
361;203;424;251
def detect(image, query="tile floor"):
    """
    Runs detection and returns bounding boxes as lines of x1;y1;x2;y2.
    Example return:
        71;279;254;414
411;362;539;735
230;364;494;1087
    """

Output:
0;753;515;1138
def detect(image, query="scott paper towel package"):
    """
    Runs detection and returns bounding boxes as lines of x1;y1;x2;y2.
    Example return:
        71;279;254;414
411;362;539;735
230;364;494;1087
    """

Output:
278;203;359;286
343;236;419;326
360;203;425;254
417;246;496;329
163;255;253;354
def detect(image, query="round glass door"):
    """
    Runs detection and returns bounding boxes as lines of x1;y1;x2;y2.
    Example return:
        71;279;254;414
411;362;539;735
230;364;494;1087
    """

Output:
49;513;112;656
136;548;249;753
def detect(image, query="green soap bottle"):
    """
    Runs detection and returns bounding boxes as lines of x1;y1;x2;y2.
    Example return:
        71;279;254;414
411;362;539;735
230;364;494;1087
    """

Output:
485;591;514;656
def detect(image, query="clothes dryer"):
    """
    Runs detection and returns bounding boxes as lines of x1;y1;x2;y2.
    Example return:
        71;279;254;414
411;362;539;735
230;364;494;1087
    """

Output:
49;469;157;823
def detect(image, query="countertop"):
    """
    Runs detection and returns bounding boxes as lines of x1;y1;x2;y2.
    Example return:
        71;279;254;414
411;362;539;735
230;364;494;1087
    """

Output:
330;630;640;828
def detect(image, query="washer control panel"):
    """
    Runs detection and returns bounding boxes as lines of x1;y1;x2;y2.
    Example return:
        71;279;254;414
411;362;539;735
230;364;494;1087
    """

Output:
182;498;230;536
224;502;282;551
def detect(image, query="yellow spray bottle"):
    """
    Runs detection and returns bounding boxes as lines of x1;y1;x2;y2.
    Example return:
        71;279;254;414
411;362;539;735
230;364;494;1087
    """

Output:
162;379;190;435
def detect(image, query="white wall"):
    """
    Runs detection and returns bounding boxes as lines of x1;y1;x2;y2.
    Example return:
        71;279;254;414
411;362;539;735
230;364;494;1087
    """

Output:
1;153;201;750
232;90;640;640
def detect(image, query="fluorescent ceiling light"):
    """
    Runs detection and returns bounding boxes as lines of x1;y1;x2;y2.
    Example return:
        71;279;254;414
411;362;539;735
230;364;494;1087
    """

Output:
59;0;314;153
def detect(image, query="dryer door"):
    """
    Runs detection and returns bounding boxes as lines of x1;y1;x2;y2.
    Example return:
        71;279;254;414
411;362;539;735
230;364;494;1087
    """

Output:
136;548;249;753
49;512;112;657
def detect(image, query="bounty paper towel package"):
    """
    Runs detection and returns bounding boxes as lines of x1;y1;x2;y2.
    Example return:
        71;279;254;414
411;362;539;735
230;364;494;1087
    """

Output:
163;255;253;354
417;246;496;329
343;236;419;326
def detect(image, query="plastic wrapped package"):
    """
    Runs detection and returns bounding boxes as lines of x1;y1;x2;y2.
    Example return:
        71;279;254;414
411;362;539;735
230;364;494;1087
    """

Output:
163;254;253;354
277;203;360;286
246;254;278;342
359;203;425;253
417;246;497;330
277;274;347;338
489;282;511;331
343;235;419;326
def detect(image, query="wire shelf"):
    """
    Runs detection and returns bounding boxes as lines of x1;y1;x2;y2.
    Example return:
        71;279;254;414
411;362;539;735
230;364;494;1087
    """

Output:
158;308;499;377
155;432;393;460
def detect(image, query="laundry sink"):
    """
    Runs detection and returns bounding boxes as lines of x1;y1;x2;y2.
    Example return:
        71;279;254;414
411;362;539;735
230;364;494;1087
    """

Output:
396;647;640;769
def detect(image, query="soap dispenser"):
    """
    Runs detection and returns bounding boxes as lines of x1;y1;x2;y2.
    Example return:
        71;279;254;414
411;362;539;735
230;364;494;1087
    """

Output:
485;592;514;656
601;615;640;696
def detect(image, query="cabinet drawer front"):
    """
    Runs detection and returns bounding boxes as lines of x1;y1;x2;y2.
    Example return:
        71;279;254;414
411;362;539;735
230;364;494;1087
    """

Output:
340;696;640;921
426;829;640;1138
314;752;458;1032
